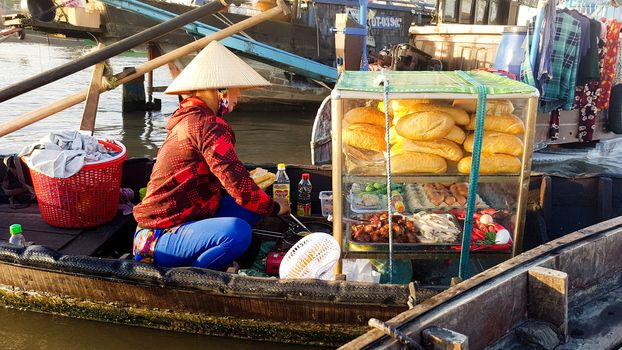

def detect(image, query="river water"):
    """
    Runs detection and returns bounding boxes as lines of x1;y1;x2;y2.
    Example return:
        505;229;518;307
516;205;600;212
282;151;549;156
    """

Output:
0;38;318;163
0;38;324;349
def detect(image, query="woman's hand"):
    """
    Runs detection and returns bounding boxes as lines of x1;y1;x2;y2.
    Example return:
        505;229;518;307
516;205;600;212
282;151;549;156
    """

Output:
274;197;291;216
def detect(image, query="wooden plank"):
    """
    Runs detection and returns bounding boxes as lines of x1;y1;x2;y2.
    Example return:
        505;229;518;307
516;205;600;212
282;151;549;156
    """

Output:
422;326;469;350
528;266;568;341
80;43;106;134
58;213;137;256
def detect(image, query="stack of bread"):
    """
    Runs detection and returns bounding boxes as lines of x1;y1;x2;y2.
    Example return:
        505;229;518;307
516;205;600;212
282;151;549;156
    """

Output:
453;99;524;174
342;98;525;175
378;99;468;174
342;106;388;174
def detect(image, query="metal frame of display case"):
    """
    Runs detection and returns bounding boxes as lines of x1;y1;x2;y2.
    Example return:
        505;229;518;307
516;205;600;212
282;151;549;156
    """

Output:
331;78;538;270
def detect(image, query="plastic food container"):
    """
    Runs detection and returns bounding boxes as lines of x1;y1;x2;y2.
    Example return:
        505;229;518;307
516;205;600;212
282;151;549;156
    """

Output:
319;191;333;217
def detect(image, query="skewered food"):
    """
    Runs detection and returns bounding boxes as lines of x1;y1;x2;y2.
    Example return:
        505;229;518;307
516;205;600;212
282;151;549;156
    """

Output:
351;212;418;243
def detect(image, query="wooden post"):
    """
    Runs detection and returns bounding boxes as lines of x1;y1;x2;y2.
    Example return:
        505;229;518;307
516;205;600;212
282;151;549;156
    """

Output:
422;326;468;350
539;176;552;236
79;43;106;135
528;266;568;341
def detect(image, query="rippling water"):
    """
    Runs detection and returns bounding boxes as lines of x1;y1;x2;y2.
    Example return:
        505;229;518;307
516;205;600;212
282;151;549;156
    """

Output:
0;38;316;164
0;36;322;348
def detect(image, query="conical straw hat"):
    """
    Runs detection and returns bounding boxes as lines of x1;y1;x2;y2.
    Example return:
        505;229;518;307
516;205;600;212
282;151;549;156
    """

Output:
165;40;271;94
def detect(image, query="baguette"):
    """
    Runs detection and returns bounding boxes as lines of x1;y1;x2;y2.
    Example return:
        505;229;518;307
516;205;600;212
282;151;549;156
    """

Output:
463;132;524;156
343;123;386;152
344;107;387;127
453;99;515;115
396;111;455;141
391;139;463;162
390;152;447;174
465;113;525;135
458;154;521;174
444;125;467;144
401;104;470;125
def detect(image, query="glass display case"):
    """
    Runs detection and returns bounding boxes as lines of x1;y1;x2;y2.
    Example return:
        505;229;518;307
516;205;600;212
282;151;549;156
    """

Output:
330;71;538;260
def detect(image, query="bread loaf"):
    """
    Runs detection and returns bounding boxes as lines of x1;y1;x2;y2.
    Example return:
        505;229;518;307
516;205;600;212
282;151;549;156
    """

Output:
377;99;434;118
250;168;276;189
390;152;447;174
444;125;466;144
458;154;521;174
463;132;524;156
344;107;387;127
343;123;386;152
402;104;469;126
391;139;463;162
453;99;515;115
396;111;455;141
389;126;407;145
465;114;525;134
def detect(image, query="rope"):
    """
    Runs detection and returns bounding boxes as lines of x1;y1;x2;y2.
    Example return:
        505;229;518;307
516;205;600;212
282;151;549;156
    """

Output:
368;318;424;350
456;71;487;280
380;72;394;283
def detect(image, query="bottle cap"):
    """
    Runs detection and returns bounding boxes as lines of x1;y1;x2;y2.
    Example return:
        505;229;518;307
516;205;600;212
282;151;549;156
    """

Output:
277;163;286;170
302;173;310;180
9;224;22;235
139;187;147;201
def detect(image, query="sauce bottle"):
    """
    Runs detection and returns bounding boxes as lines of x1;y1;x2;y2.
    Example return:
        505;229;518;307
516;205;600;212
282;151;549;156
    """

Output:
296;173;312;217
273;163;290;204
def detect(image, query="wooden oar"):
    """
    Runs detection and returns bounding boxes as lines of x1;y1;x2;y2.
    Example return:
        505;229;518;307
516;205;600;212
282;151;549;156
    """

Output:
0;0;291;138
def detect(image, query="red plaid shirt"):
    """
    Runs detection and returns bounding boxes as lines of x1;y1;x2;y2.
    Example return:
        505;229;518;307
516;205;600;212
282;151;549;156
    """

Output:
133;97;275;229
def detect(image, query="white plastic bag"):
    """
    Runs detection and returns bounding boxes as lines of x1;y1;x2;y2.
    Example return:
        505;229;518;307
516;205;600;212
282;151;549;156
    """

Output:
342;259;381;283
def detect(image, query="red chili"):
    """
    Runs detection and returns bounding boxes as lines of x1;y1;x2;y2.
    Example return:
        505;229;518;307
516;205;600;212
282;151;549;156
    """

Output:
471;227;486;240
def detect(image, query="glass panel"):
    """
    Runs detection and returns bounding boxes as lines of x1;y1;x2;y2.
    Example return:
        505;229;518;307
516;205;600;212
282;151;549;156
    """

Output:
337;92;533;256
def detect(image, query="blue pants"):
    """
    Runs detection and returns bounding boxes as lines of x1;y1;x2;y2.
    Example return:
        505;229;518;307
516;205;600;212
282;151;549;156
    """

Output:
151;196;261;270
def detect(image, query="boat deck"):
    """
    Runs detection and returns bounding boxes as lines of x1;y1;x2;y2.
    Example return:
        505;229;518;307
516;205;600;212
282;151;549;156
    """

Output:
0;204;136;256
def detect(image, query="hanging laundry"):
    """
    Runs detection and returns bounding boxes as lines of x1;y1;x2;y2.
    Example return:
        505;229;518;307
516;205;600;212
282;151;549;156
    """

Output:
576;19;603;85
535;2;557;90
540;12;582;113
575;80;601;141
614;35;622;85
596;19;621;111
549;108;561;140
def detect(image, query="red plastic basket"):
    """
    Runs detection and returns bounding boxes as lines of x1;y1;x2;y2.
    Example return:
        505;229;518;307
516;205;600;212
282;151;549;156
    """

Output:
27;140;128;228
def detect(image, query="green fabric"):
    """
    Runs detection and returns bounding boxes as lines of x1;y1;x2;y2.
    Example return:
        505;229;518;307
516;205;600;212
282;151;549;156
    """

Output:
335;71;538;95
238;241;276;277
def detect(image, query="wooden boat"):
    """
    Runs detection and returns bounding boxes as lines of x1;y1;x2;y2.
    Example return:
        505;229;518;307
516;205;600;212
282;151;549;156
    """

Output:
2;153;621;346
0;157;439;347
341;214;622;349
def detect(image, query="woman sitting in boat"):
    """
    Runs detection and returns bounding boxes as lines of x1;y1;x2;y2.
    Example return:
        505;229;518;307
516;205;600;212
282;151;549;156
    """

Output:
132;40;290;270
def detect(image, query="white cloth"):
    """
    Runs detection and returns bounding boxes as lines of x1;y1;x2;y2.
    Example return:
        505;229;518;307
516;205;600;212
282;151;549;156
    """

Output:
18;130;114;178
